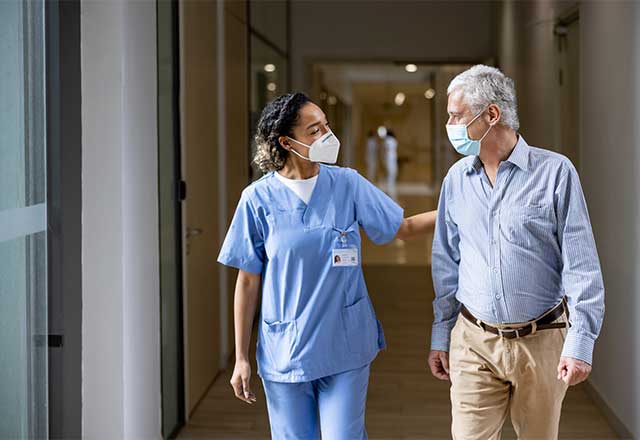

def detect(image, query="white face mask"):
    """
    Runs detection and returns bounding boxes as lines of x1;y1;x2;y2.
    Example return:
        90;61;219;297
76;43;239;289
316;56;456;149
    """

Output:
287;131;341;164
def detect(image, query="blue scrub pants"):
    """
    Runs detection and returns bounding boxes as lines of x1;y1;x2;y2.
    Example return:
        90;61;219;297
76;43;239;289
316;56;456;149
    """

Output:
261;363;370;440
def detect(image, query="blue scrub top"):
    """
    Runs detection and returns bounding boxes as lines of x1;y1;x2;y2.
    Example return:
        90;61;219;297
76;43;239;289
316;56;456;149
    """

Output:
218;164;404;383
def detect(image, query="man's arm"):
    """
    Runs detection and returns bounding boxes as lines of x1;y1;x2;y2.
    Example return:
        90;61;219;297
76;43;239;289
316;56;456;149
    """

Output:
429;176;462;380
555;162;605;383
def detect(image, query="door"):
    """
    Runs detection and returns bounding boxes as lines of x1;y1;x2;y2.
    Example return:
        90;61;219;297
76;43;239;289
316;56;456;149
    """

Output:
0;0;49;437
179;0;221;417
556;14;581;171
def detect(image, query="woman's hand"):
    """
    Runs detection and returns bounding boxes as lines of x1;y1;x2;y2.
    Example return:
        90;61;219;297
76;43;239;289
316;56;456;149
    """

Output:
230;270;261;404
230;359;257;404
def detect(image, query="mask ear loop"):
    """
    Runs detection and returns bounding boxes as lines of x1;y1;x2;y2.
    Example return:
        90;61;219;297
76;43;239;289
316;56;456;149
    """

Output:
285;137;313;162
467;106;494;144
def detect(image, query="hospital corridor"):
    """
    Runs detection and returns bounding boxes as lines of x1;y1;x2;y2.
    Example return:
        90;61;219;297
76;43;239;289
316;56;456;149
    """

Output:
2;0;640;439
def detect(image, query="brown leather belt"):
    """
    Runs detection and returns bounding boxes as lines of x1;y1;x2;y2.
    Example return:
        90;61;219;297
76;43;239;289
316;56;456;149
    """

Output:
460;298;569;339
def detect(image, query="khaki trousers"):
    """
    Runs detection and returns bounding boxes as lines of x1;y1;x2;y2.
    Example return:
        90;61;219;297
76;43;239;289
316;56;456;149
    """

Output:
449;310;569;440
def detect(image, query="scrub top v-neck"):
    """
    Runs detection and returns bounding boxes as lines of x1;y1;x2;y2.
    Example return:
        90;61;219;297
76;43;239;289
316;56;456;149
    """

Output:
218;164;404;382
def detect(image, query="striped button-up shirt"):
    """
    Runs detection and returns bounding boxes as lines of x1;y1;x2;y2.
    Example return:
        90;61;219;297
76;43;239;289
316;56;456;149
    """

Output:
431;136;604;364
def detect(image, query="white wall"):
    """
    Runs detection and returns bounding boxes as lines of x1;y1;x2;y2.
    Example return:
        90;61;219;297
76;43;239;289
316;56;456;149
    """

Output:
290;1;497;91
581;2;640;437
81;0;161;438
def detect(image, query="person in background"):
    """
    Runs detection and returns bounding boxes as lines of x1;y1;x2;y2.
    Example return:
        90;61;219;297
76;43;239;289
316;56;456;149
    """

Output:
383;129;398;201
365;130;378;182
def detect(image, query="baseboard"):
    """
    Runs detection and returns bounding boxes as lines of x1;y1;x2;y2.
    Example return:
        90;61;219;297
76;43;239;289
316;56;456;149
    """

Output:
582;380;634;439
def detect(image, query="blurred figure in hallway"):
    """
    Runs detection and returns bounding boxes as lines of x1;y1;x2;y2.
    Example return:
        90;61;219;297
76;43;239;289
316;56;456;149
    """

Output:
365;130;379;182
383;129;398;201
428;65;605;440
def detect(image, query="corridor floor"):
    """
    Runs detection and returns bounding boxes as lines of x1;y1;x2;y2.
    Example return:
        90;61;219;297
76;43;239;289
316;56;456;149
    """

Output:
178;194;618;439
178;264;618;439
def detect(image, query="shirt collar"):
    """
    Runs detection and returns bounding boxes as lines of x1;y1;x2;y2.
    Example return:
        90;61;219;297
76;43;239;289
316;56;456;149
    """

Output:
507;135;530;171
464;135;530;174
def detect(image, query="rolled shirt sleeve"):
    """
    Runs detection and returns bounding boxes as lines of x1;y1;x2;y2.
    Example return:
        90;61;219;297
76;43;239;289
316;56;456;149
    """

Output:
555;162;605;364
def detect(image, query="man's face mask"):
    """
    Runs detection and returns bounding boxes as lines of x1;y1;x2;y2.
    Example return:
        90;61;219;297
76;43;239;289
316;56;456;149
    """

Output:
287;131;341;164
446;107;493;156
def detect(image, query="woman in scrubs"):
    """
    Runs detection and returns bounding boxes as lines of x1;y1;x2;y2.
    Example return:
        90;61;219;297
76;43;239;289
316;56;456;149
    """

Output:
218;92;436;439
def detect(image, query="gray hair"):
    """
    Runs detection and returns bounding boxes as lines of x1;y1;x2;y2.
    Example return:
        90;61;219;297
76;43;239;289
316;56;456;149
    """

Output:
447;65;520;131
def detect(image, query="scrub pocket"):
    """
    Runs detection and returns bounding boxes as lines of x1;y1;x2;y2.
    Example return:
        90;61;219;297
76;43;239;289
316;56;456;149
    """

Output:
262;319;297;373
342;296;378;354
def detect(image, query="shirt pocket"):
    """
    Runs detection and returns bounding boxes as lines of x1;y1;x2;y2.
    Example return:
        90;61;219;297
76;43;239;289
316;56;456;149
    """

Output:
341;296;378;354
502;204;555;248
261;319;297;373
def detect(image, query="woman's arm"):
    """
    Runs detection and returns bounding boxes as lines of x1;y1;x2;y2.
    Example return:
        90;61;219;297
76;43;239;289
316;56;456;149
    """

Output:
395;209;437;240
229;269;261;404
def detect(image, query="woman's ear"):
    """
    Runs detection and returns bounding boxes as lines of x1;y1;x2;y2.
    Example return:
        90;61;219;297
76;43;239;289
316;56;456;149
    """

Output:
278;136;291;151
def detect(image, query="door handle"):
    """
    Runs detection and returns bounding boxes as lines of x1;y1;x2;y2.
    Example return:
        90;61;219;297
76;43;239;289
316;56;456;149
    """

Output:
186;227;203;239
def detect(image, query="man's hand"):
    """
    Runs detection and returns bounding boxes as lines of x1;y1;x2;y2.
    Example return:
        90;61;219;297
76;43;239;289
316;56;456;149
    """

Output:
557;356;592;386
230;359;257;404
428;350;450;381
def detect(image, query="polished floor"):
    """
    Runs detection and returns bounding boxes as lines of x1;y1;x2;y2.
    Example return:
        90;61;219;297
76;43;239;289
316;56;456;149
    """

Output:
178;195;618;439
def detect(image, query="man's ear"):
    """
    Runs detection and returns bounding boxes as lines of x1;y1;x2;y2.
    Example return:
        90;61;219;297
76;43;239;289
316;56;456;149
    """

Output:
488;104;502;126
278;136;291;151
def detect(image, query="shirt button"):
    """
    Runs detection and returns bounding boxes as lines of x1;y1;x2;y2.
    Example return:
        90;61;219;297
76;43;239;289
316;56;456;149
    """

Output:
496;295;502;300
492;267;498;273
491;239;497;245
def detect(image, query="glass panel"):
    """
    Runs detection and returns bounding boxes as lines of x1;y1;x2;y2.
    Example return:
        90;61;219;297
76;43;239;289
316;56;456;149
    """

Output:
0;0;48;438
0;232;48;438
249;0;287;53
0;1;26;211
249;34;288;179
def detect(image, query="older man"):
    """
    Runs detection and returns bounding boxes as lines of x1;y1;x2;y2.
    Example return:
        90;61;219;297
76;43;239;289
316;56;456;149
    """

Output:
428;65;605;439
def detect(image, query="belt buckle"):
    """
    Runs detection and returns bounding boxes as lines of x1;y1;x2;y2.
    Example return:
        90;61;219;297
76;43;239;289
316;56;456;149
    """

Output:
497;327;521;339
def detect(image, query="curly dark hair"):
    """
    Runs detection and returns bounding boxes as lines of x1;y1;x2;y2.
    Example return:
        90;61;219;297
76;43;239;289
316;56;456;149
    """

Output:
253;92;311;173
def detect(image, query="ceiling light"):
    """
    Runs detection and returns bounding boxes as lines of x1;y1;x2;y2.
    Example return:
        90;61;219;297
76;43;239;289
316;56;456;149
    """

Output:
264;64;276;72
267;82;277;92
394;92;406;106
405;64;418;73
424;88;436;99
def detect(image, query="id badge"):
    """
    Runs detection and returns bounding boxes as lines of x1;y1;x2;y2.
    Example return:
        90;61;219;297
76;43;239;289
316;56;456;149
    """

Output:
332;248;358;267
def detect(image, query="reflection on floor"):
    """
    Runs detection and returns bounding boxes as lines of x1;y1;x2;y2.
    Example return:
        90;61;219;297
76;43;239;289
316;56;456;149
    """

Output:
178;195;618;439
